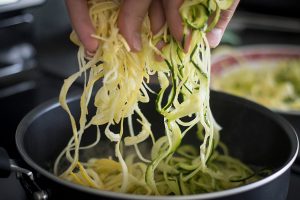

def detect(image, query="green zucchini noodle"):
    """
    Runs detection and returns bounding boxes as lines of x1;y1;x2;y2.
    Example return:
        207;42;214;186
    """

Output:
54;0;262;195
212;56;300;111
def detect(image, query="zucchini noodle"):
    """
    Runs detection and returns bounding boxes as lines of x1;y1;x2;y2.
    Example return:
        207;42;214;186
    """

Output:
55;0;262;195
212;58;300;111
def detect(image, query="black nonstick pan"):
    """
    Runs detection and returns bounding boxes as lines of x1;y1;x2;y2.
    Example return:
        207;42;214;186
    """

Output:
210;45;300;169
0;90;298;200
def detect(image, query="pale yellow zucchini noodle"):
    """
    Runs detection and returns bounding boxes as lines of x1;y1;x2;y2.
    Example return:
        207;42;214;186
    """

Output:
54;0;262;195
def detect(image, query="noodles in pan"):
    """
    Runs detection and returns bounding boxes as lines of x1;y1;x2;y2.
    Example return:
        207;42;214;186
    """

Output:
54;0;263;195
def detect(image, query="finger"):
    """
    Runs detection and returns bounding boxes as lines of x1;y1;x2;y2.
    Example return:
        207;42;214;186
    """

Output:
118;0;152;52
162;0;191;52
162;0;184;43
206;0;240;48
154;40;166;61
65;0;98;54
149;0;166;61
149;0;165;35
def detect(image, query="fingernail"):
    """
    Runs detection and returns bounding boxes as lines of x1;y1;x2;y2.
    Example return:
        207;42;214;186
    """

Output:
154;40;165;61
207;28;223;48
183;30;192;53
131;33;142;52
85;49;96;60
85;50;96;57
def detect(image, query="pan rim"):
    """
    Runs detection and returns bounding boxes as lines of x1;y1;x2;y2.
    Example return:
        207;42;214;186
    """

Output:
15;90;299;199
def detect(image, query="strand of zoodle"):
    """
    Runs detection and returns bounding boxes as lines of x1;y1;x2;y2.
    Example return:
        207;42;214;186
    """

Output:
53;0;259;196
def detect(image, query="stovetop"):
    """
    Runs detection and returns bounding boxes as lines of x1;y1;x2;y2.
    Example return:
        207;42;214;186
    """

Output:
0;70;81;200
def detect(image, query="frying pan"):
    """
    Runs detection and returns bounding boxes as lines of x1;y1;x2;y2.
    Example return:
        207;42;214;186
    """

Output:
0;90;298;200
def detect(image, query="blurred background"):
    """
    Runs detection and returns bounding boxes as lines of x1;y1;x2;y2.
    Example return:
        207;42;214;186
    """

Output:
0;0;299;199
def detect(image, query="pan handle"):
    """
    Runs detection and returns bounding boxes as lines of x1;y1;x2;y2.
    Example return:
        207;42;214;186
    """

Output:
0;147;48;200
0;147;11;177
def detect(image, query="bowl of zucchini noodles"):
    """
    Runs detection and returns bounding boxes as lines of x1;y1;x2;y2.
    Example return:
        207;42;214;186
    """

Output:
211;45;300;114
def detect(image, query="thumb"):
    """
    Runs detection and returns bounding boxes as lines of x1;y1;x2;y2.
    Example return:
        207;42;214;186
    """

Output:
206;0;240;48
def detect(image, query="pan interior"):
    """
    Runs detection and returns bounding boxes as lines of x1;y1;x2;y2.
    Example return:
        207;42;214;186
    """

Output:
16;90;297;194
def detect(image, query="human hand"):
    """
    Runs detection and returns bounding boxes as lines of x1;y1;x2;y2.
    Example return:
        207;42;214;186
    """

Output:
205;0;240;48
65;0;99;56
65;0;240;55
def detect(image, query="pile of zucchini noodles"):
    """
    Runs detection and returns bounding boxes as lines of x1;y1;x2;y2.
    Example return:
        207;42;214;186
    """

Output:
212;58;300;111
54;0;260;195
